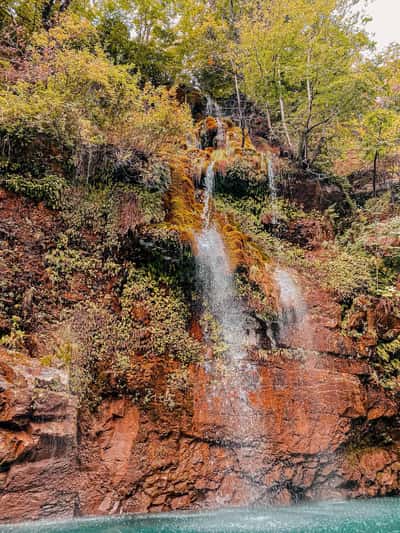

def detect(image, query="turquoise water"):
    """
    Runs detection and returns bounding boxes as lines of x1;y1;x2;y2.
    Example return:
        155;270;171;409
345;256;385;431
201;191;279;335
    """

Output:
1;498;400;533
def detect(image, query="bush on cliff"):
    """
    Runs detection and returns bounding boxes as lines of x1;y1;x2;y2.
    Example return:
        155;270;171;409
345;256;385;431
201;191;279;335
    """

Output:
59;266;201;408
0;14;193;185
1;174;67;209
215;159;267;197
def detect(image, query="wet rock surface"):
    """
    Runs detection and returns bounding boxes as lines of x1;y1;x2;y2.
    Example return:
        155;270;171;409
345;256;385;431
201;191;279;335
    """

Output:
0;188;399;524
0;348;399;522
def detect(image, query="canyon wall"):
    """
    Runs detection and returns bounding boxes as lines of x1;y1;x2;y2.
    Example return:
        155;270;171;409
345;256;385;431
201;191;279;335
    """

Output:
0;343;399;522
0;175;399;523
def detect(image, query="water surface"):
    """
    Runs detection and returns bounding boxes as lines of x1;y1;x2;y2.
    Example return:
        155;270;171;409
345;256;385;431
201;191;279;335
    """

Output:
2;498;400;533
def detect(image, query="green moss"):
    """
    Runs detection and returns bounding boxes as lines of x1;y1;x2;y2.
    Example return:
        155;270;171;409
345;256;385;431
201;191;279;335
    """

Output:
1;173;67;209
375;336;400;388
377;336;400;362
215;159;267;197
121;266;201;364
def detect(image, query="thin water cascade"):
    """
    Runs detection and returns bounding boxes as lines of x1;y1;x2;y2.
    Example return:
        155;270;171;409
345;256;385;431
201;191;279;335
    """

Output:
205;96;227;149
205;95;214;117
196;161;248;362
266;156;313;348
202;161;214;226
273;267;313;347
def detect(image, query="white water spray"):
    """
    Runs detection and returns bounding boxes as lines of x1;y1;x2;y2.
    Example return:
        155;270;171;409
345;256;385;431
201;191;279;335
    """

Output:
206;96;226;149
196;162;248;360
265;156;313;347
202;162;214;225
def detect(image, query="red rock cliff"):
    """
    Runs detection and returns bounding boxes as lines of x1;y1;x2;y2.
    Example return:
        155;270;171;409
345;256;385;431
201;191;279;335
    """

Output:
0;189;399;524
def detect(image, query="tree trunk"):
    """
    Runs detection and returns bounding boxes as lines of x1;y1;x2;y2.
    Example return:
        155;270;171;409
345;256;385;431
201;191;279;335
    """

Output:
373;150;379;196
232;65;245;148
279;95;293;153
277;64;293;154
42;0;71;29
300;48;313;167
298;132;308;168
310;134;326;166
265;102;274;136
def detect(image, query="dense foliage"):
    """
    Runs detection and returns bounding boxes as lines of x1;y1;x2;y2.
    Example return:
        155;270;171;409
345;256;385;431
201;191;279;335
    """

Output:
1;0;399;175
0;0;399;399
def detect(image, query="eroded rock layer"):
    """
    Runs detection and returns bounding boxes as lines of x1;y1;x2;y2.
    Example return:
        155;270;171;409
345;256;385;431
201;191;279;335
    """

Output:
0;346;399;523
0;158;399;523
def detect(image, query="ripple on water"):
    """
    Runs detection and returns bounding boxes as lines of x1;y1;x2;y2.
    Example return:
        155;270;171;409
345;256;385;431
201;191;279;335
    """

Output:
1;498;400;533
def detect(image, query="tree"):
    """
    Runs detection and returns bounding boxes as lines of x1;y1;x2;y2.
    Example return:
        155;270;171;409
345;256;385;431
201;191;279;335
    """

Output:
41;0;72;29
175;0;235;96
238;0;373;167
358;108;400;195
342;44;400;194
91;0;180;85
0;13;193;181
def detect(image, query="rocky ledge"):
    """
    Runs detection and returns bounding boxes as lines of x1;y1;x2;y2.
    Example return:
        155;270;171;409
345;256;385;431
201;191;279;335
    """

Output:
0;347;399;523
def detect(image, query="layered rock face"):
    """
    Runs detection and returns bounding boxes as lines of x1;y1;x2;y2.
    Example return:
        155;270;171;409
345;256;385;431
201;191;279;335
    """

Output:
0;351;78;521
1;345;399;523
0;186;399;524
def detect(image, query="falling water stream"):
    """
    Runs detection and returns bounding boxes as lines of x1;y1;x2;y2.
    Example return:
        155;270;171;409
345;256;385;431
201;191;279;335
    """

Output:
195;151;264;505
196;162;248;360
206;96;227;150
195;111;314;504
266;156;312;347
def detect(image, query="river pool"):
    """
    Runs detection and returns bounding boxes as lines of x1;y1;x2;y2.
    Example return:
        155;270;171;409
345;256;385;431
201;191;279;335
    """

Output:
1;498;400;533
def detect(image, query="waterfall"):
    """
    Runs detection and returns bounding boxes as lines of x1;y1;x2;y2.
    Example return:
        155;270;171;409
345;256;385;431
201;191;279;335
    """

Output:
206;95;226;149
273;267;312;347
194;157;272;507
265;156;313;348
194;114;275;505
205;95;214;117
196;162;248;361
195;158;261;470
202;162;214;225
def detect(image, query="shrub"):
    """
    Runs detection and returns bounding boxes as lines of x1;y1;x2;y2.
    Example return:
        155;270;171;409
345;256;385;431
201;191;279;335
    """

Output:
120;267;201;364
0;14;193;184
45;240;101;286
375;336;400;390
58;183;165;254
215;159;267;197
1;174;66;209
0;315;26;350
314;246;375;301
57;264;201;408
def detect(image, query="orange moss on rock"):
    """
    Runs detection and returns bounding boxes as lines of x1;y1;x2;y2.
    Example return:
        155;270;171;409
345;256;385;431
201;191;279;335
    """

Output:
189;317;203;342
165;156;203;247
214;211;266;272
204;117;218;133
226;125;255;152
